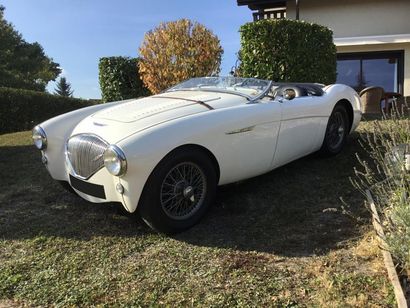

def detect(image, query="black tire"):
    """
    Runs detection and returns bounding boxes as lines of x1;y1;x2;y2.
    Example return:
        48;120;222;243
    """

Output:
319;104;349;156
138;148;217;234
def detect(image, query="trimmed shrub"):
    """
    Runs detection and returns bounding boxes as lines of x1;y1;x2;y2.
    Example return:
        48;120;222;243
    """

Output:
139;19;223;94
239;19;336;84
0;87;94;133
99;57;149;103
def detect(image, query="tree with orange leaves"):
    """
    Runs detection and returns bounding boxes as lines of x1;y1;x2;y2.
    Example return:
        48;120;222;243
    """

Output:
138;19;223;94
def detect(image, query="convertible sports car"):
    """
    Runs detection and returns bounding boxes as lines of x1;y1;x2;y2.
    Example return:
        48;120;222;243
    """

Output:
32;77;361;233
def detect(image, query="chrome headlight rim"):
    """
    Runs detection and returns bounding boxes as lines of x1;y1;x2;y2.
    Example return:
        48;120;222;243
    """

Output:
103;145;127;176
32;125;47;150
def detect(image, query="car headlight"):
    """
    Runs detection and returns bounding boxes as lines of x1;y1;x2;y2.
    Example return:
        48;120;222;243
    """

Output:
103;145;127;176
32;126;47;150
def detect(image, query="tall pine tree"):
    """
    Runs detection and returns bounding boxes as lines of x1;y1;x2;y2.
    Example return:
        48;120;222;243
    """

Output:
54;77;73;97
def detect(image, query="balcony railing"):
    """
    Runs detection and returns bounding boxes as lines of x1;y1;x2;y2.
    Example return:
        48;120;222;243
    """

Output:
253;8;286;21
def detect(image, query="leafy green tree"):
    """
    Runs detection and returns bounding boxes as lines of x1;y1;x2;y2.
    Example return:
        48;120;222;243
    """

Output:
54;77;73;97
0;5;61;91
99;57;149;102
239;19;336;85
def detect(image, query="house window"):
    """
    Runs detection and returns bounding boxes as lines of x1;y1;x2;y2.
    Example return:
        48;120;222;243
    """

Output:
336;51;404;94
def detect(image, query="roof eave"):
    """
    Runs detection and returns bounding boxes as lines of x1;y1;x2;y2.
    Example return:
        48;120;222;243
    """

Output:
237;0;287;10
334;34;410;46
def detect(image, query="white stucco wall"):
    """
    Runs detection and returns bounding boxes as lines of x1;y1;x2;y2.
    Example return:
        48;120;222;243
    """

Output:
286;0;410;38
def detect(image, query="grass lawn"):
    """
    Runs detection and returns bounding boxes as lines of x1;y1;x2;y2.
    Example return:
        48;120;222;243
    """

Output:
0;125;395;307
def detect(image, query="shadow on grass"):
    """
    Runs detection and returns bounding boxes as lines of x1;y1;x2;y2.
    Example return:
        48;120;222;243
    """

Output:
0;135;369;257
0;145;154;240
177;134;370;256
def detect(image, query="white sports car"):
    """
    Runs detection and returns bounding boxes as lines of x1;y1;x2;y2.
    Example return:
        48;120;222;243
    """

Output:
32;77;361;233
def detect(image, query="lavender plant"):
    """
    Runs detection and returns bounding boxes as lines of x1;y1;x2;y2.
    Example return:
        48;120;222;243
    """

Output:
351;100;410;271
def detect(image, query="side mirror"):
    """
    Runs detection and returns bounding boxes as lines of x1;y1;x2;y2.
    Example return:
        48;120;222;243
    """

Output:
283;88;296;100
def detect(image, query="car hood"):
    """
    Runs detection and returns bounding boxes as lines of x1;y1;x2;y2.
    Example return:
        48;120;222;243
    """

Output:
70;91;246;144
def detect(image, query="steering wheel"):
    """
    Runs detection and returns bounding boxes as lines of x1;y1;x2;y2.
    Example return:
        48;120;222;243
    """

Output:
232;82;244;91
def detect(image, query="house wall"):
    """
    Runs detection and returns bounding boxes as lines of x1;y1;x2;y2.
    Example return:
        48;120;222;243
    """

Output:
286;0;410;38
337;43;410;96
285;0;410;95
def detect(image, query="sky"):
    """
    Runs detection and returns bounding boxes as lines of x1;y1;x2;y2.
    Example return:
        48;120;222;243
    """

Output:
1;0;252;99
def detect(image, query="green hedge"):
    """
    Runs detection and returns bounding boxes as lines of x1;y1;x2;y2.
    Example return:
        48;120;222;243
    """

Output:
239;19;337;84
0;87;94;133
99;57;150;103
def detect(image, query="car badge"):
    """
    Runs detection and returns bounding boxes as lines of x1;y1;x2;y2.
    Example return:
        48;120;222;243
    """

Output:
93;121;107;126
226;126;255;135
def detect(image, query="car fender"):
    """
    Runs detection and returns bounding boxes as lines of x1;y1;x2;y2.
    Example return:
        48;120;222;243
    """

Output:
323;84;362;133
39;101;122;181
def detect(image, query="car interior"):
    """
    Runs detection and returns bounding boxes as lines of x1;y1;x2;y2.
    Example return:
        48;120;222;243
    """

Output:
270;83;325;99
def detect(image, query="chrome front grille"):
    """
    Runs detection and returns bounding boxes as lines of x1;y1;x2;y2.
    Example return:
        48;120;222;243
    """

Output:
66;134;108;179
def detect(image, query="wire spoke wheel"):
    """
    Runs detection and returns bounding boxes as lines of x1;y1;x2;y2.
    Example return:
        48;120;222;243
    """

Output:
325;111;346;151
160;162;207;220
139;148;217;234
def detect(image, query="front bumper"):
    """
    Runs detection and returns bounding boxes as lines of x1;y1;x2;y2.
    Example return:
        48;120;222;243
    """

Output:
69;174;106;199
40;133;151;214
64;166;133;212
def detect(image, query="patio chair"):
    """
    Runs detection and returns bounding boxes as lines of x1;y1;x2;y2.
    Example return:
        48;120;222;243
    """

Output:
359;86;385;114
389;95;409;114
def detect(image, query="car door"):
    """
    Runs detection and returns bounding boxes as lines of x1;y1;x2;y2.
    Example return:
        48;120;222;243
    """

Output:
208;100;283;185
271;95;327;168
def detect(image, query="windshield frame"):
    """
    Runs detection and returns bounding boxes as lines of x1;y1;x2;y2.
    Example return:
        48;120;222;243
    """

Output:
165;77;273;102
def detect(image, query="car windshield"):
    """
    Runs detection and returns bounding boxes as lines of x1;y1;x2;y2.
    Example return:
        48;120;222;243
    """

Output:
166;77;271;99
